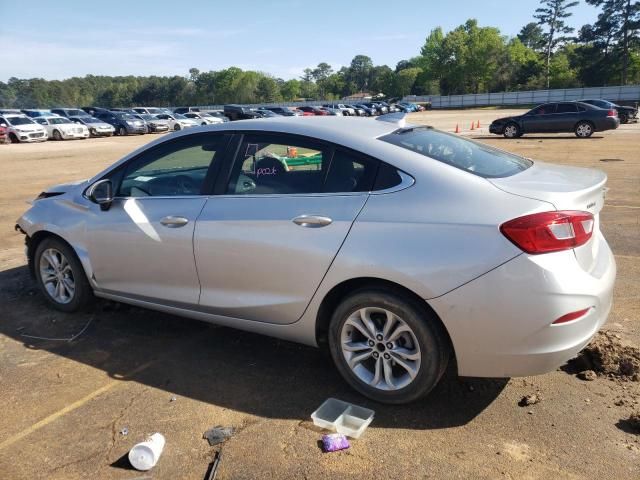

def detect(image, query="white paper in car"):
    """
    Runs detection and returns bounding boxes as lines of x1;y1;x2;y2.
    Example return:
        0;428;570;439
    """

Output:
134;176;154;182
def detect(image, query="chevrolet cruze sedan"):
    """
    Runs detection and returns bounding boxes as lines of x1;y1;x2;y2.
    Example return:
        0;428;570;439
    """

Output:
16;115;615;404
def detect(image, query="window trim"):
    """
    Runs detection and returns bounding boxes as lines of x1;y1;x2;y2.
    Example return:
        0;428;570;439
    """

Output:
85;132;232;200
218;131;398;197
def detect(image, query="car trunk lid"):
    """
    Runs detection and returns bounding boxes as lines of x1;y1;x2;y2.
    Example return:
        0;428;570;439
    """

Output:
489;161;607;272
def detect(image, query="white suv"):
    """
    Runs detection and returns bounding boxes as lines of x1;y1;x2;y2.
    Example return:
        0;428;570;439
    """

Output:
0;114;48;143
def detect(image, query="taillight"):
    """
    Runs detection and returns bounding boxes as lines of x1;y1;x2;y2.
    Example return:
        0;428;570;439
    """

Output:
500;211;594;254
607;109;617;117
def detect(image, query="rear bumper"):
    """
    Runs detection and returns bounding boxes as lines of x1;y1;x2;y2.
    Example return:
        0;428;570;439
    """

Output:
599;117;620;131
429;233;616;377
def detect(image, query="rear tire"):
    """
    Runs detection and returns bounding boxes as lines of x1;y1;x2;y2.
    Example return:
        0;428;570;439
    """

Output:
575;121;594;138
328;288;449;404
503;123;521;138
34;237;93;312
118;126;127;136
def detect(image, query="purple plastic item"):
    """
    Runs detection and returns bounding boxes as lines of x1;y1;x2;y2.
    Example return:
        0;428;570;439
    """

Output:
321;433;350;452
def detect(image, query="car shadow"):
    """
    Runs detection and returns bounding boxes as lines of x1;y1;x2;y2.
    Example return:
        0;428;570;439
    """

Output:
471;135;605;140
1;264;507;430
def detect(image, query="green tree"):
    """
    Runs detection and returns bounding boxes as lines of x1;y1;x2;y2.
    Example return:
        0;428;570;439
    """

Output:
534;0;579;88
585;0;640;84
393;67;422;96
256;76;281;103
348;55;374;91
518;22;546;50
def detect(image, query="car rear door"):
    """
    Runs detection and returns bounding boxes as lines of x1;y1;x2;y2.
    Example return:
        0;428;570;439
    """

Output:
85;133;230;305
550;103;579;132
194;133;379;325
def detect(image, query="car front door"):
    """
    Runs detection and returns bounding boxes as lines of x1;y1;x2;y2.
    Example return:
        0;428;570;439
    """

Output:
521;104;556;133
194;133;379;325
85;133;230;305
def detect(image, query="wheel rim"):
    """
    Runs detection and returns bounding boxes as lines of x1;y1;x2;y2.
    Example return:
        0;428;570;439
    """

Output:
340;307;421;391
39;248;75;304
577;123;592;137
504;125;517;137
119;127;126;136
53;131;61;140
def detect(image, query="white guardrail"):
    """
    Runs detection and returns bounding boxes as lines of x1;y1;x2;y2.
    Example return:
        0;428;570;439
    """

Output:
404;85;640;109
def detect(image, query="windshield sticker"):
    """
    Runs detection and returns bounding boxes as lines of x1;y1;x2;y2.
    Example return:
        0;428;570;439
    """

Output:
133;176;154;182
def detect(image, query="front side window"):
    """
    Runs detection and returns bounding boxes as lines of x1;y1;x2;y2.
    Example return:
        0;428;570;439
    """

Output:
226;135;380;195
118;134;228;197
379;127;532;178
556;103;577;113
529;104;553;115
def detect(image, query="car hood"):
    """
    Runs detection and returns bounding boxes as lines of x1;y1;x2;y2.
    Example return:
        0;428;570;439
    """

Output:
44;178;89;194
492;115;523;124
12;123;44;131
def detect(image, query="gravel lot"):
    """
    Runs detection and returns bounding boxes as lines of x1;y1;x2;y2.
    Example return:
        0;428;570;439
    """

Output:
0;110;638;479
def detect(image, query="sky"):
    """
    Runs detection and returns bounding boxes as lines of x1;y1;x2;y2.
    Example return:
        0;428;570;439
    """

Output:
0;0;600;82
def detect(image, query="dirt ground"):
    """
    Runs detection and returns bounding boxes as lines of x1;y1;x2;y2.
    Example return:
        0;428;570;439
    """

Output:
0;110;638;479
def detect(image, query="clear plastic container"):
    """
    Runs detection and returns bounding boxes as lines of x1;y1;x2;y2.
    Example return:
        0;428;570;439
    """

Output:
311;398;374;439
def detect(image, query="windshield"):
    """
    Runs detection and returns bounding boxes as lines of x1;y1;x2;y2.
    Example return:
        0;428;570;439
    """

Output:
116;113;137;120
7;116;35;126
380;127;532;178
174;114;188;119
85;117;103;123
65;109;87;116
140;114;157;120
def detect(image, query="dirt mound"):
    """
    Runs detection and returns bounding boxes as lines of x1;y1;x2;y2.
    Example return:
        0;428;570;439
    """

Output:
565;332;640;381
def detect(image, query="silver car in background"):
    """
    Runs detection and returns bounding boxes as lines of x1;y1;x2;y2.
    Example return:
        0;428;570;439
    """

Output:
69;116;115;137
16;115;615;404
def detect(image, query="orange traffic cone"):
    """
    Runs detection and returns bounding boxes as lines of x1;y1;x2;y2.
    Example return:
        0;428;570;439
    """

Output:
470;122;475;131
455;124;460;133
476;120;481;129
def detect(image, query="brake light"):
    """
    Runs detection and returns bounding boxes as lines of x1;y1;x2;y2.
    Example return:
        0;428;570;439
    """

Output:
607;109;617;117
500;211;594;254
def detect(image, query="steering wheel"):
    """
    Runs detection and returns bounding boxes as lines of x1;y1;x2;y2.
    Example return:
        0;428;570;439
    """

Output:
175;175;198;194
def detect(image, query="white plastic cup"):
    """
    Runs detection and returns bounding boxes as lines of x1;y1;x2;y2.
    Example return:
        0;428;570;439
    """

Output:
128;433;165;471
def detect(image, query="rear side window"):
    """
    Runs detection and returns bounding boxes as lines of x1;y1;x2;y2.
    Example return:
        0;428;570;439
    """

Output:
379;127;532;178
556;103;578;113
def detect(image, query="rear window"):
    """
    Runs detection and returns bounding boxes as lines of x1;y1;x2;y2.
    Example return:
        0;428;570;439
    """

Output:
379;127;532;178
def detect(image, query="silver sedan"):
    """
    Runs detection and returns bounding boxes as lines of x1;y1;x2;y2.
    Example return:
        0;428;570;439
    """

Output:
16;115;616;404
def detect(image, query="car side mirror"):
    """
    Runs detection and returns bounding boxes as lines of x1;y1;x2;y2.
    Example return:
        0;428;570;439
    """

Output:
87;179;114;211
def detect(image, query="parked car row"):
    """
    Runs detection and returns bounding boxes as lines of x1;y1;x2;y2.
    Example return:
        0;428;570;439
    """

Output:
489;99;637;138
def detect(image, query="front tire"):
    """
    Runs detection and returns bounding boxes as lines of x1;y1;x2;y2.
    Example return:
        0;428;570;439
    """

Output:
575;121;594;138
619;113;628;124
34;237;93;312
328;289;449;404
9;133;19;143
52;130;62;141
503;123;521;138
118;126;127;136
174;124;181;131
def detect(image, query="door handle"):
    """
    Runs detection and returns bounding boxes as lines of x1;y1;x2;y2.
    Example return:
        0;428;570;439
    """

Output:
160;216;189;228
292;215;332;228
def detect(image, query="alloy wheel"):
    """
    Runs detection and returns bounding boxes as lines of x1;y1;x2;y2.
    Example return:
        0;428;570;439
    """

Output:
576;123;592;137
39;248;75;304
340;307;421;391
504;125;518;138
